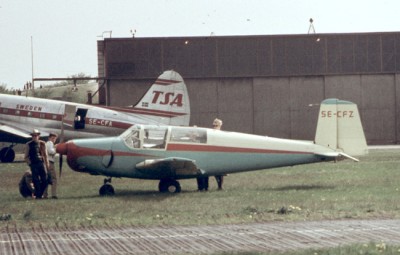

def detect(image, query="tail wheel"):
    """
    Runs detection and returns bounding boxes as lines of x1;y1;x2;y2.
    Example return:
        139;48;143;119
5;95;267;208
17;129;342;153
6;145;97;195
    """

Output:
159;179;181;193
99;184;115;196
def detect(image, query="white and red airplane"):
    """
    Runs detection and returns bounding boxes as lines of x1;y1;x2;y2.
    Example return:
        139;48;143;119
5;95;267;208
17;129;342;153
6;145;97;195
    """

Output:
56;98;368;195
0;70;190;162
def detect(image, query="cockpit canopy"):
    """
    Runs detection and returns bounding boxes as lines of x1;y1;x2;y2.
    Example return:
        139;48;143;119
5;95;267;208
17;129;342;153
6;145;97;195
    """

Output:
120;125;208;150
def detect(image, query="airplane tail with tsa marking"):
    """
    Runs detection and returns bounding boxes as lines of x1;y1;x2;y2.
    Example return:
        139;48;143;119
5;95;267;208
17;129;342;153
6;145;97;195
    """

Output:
315;98;368;157
132;70;190;126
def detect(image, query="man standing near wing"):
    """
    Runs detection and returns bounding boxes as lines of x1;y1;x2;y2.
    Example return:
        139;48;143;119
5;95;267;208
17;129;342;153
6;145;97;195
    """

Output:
24;129;49;199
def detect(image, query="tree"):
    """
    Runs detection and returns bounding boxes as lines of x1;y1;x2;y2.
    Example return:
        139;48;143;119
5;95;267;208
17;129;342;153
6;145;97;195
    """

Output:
0;83;13;94
69;73;91;85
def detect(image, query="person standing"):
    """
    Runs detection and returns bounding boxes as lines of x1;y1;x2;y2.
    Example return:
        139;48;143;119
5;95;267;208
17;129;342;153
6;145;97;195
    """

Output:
212;118;225;190
212;118;223;130
196;176;209;191
24;129;49;199
44;132;58;199
196;118;224;191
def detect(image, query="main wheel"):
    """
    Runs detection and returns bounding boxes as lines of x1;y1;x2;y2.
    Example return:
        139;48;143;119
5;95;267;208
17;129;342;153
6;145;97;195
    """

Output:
0;147;15;163
99;184;115;196
158;179;181;193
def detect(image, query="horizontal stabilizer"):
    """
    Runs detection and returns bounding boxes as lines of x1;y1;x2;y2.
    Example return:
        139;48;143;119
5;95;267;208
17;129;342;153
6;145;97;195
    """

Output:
338;152;360;162
315;151;359;162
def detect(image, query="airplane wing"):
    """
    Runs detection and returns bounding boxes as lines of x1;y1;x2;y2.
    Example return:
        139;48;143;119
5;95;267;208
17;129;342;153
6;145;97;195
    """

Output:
135;157;199;177
0;124;49;144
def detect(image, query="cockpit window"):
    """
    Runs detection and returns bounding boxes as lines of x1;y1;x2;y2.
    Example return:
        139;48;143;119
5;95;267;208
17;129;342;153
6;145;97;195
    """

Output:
143;127;168;149
170;127;207;143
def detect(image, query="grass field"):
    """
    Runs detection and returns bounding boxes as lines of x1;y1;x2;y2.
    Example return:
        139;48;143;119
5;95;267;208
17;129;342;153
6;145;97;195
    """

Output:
1;148;400;230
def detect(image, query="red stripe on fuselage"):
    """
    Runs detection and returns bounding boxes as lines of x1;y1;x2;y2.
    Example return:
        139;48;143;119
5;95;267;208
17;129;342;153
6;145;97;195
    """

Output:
65;142;158;172
0;106;132;130
167;143;312;154
85;117;132;129
0;107;63;121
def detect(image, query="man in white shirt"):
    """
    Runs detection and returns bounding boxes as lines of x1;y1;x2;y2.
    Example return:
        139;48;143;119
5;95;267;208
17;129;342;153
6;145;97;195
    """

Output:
44;132;58;199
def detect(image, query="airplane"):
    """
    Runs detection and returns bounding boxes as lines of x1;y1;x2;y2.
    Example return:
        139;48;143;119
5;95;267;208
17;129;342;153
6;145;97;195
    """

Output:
0;70;190;163
55;98;368;196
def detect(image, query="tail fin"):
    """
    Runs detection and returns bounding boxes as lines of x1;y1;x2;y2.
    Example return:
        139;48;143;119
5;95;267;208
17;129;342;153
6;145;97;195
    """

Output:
315;98;368;156
133;70;190;126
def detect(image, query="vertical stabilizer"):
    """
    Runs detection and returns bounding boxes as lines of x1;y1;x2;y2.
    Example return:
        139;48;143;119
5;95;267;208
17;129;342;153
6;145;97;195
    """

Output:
315;98;368;156
133;70;190;126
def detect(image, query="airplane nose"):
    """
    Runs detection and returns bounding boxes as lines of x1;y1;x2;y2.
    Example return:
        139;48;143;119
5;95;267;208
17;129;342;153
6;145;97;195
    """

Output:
56;142;68;155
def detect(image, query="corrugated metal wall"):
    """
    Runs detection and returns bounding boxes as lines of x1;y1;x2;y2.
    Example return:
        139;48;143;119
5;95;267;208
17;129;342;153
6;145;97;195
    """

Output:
108;73;400;144
99;32;400;144
187;74;399;144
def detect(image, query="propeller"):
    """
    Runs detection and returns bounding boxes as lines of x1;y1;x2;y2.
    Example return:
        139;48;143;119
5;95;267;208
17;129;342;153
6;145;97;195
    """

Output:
58;114;66;177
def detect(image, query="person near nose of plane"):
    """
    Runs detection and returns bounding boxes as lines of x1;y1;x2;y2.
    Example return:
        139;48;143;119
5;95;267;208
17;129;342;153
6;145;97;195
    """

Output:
24;129;49;199
44;132;58;199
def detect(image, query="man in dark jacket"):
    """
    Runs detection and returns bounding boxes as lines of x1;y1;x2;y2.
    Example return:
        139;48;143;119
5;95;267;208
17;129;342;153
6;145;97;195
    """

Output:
24;129;49;199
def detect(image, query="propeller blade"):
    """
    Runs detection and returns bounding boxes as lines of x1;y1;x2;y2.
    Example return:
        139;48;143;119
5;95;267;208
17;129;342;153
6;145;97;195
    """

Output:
59;154;63;177
58;113;66;177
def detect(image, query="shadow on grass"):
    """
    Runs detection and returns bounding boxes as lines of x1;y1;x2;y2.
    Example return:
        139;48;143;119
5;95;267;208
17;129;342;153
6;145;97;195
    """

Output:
267;184;335;191
57;189;199;201
114;189;201;201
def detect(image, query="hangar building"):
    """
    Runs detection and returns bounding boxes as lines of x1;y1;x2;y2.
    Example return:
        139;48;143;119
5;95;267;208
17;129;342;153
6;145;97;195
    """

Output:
97;32;400;144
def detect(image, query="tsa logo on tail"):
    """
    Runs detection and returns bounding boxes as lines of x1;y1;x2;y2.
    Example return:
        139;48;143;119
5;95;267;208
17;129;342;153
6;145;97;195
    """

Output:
151;91;183;107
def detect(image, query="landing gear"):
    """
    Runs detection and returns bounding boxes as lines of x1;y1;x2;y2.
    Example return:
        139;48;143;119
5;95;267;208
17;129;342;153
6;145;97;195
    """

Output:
158;179;181;193
98;177;182;195
0;146;15;163
99;177;115;196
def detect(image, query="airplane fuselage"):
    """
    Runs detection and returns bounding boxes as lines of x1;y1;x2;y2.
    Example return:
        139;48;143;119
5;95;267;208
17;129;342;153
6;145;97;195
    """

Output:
0;94;163;141
54;98;367;195
59;125;335;179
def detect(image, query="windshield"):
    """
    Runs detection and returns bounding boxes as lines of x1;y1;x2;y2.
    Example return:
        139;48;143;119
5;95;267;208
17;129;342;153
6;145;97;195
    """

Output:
121;126;141;149
121;125;169;149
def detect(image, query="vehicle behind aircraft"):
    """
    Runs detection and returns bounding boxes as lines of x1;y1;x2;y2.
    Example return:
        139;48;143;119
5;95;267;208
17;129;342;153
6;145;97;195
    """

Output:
56;98;368;196
0;70;190;162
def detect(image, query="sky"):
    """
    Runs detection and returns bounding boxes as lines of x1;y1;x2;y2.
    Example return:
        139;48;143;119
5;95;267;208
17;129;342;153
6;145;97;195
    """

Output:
1;0;400;90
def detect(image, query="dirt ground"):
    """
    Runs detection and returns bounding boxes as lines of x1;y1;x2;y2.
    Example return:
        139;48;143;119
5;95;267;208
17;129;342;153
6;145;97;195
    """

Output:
1;219;400;254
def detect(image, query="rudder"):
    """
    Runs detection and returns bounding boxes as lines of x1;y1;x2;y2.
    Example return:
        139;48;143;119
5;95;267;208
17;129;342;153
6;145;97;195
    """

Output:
315;98;368;156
